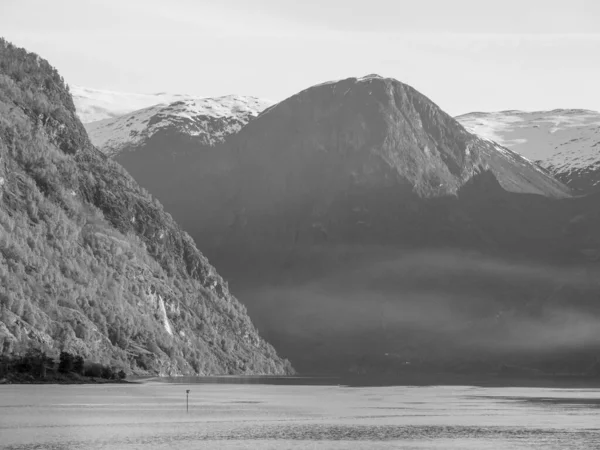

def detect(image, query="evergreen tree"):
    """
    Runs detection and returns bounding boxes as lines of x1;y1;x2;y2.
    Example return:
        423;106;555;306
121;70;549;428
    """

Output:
58;351;74;373
73;355;84;374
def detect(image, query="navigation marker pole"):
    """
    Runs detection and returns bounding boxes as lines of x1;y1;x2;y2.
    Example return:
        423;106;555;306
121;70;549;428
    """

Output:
186;389;190;413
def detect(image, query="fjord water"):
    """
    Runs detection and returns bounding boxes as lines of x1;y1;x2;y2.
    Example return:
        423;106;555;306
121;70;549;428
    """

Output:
1;381;599;449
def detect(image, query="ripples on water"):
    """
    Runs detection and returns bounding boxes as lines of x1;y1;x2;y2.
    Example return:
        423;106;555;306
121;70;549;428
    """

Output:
1;381;599;449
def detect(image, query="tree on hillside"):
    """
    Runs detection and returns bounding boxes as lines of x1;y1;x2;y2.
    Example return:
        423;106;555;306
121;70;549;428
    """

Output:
73;355;84;374
58;351;74;373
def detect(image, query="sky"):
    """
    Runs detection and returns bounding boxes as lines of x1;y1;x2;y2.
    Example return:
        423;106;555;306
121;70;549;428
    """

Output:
1;0;599;115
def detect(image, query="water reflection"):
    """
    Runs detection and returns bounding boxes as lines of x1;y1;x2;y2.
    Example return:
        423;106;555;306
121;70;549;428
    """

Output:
1;383;599;449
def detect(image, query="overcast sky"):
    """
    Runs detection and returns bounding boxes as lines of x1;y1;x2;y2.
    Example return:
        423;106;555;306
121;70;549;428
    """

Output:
1;0;599;115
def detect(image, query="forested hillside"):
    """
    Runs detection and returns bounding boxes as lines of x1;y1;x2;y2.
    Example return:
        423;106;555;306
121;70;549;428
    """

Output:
0;38;292;376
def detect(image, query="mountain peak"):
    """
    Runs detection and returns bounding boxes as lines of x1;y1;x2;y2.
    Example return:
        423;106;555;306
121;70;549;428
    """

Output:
231;75;480;199
84;95;273;156
358;73;385;80
225;76;569;203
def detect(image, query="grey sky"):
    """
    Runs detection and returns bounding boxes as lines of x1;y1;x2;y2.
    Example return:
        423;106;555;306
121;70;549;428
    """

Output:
1;0;599;115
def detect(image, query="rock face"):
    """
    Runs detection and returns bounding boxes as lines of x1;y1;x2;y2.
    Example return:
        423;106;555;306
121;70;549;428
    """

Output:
0;39;292;376
457;109;600;193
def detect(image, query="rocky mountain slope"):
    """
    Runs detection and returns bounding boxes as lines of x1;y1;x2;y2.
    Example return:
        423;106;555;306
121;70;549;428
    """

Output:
457;109;600;193
134;75;600;376
0;39;292;376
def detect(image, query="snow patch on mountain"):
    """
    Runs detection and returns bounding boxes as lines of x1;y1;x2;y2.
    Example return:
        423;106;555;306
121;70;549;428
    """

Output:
457;113;528;147
457;109;600;160
71;85;202;123
457;109;600;192
85;95;273;156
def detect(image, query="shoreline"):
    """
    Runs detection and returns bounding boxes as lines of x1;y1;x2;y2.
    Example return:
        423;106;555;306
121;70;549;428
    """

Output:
3;372;600;389
0;378;135;385
0;374;136;385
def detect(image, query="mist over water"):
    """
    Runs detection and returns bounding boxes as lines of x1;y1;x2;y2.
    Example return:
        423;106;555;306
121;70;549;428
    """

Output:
225;247;600;372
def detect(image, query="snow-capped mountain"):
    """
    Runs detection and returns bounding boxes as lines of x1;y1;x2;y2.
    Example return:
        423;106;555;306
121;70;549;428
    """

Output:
155;74;571;252
457;109;600;193
71;85;202;123
84;95;273;156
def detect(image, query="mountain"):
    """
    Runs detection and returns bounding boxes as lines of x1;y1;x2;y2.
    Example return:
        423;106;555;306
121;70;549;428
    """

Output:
457;109;600;193
134;75;600;376
79;77;570;228
85;95;272;156
77;95;272;204
0;38;292;376
71;85;204;123
165;74;570;240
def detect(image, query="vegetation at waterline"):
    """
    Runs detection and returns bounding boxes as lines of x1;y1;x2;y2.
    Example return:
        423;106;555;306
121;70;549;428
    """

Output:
0;348;127;384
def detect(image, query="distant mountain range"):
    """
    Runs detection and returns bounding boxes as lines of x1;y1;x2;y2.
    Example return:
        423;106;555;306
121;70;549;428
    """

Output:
74;86;600;195
457;109;600;193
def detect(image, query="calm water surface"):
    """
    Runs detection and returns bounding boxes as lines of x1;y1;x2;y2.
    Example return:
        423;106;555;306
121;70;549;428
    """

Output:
1;378;599;449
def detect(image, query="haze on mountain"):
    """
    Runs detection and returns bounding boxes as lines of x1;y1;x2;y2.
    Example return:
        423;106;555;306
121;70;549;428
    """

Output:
0;38;292;377
86;72;600;376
